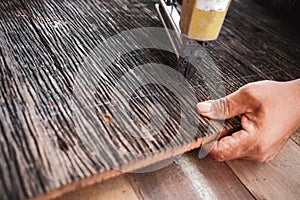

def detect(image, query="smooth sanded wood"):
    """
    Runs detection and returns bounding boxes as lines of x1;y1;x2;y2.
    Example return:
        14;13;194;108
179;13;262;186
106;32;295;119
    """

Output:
0;0;299;199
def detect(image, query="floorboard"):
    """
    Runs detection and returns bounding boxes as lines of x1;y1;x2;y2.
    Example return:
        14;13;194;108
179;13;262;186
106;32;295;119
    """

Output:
226;136;300;200
57;150;255;200
129;151;254;200
56;175;139;200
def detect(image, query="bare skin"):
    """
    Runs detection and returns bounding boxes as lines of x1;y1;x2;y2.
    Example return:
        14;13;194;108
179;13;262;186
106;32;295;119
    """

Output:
197;79;300;162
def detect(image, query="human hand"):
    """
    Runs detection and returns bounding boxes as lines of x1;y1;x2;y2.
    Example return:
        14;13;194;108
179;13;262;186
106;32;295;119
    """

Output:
197;79;300;162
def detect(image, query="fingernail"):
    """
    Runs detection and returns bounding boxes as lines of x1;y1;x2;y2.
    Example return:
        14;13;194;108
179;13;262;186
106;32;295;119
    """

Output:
197;102;212;113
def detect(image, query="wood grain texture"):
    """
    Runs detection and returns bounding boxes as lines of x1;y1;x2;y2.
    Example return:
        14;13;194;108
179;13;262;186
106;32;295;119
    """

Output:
0;0;299;199
129;151;254;200
56;150;254;200
56;175;139;200
226;137;300;200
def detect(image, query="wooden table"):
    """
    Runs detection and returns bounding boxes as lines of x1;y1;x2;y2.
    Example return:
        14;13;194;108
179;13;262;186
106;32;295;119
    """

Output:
0;0;299;199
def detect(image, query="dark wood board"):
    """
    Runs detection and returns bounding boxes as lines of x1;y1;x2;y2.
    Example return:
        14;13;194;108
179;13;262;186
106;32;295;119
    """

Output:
0;0;299;199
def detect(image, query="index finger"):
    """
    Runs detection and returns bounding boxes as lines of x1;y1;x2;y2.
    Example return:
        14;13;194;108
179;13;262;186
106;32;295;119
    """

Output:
210;130;252;161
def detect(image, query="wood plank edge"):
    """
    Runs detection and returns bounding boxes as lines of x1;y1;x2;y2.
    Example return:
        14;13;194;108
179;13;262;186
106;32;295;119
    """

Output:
28;137;205;200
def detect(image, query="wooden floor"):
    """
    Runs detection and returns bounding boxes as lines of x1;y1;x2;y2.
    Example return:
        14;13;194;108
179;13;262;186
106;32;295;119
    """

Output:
0;0;300;199
57;130;300;200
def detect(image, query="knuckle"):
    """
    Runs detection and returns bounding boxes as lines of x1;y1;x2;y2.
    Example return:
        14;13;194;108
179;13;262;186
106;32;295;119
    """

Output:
214;97;228;118
253;145;270;163
222;97;230;118
214;155;224;162
210;150;224;162
240;81;268;103
239;84;255;98
255;143;266;155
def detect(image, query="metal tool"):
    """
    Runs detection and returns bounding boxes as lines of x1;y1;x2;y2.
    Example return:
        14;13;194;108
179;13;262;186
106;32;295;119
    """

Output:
155;0;231;80
155;0;182;58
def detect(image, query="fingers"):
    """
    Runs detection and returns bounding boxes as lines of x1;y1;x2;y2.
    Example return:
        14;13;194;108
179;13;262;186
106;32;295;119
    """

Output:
197;88;249;120
209;130;252;162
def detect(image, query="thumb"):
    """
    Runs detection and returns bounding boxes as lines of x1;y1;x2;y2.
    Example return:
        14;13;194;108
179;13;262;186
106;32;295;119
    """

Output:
197;88;248;120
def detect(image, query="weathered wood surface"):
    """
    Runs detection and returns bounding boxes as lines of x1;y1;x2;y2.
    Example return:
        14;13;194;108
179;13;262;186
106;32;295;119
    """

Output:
0;0;299;199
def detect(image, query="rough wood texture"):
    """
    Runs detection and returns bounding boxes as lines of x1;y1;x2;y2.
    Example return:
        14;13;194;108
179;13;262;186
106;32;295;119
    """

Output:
0;0;299;199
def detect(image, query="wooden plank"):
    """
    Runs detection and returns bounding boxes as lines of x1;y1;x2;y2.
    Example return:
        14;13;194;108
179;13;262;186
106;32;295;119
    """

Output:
129;150;254;200
0;1;198;199
128;157;201;200
55;150;254;200
55;175;139;200
0;0;299;199
27;140;203;200
226;136;300;200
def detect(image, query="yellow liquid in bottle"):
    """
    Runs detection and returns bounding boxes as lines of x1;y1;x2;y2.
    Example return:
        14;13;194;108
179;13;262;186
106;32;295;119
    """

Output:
180;0;231;41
